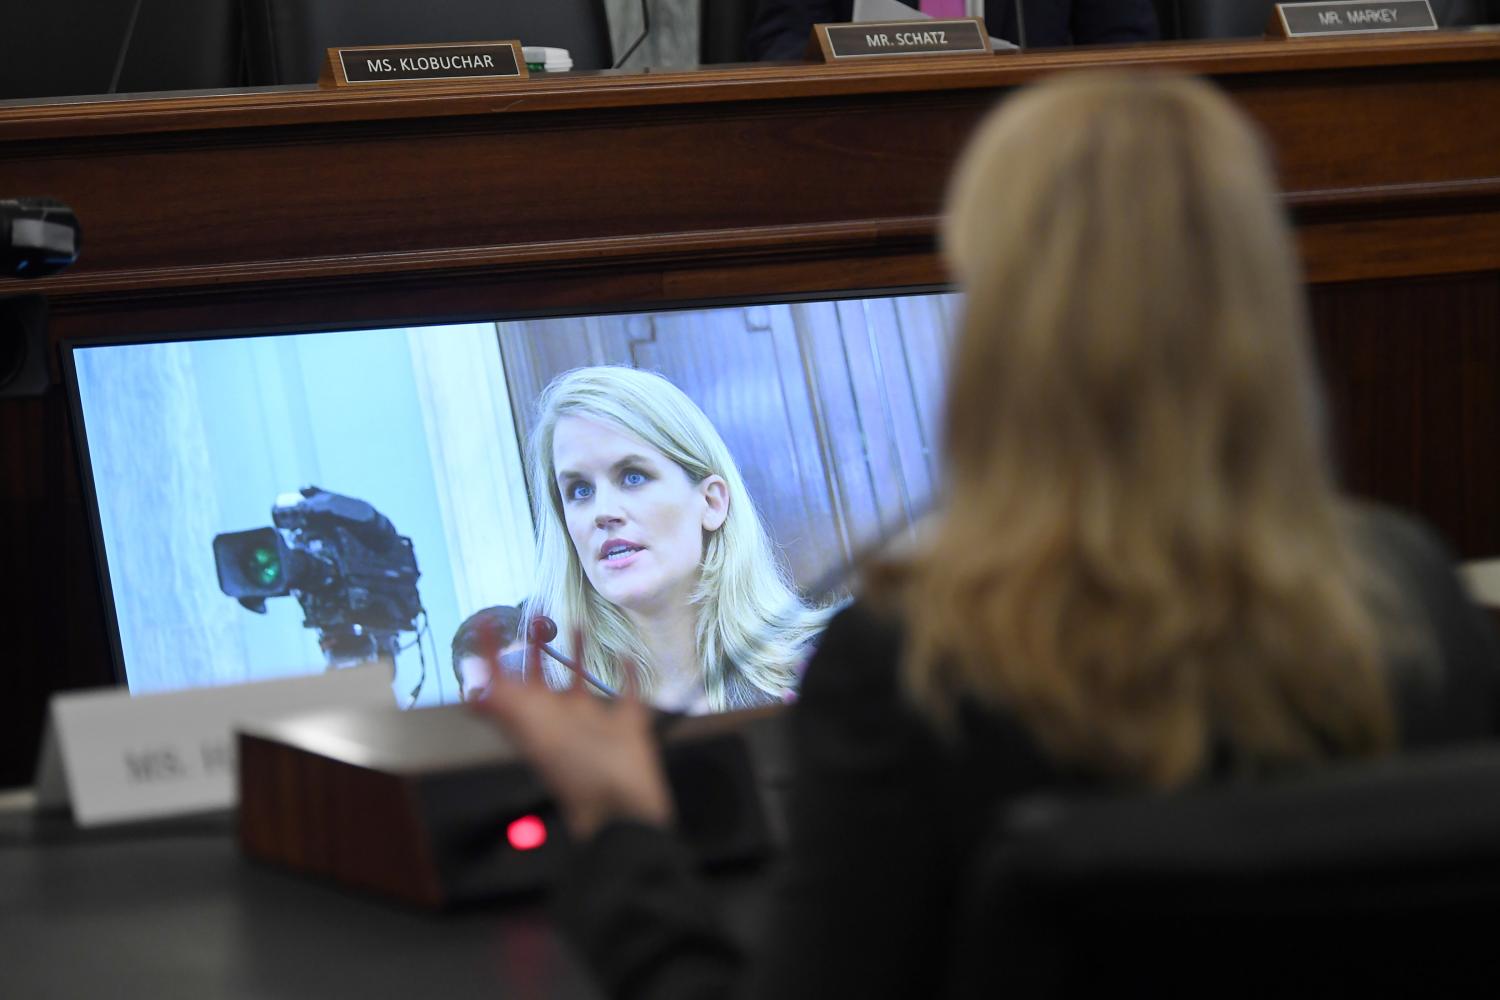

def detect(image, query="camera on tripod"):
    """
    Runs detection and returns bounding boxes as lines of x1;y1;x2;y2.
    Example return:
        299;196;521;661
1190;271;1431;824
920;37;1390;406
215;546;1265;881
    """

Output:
213;487;424;668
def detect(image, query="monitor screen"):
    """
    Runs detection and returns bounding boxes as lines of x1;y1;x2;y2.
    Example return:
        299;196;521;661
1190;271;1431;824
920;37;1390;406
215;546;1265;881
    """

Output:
66;291;958;711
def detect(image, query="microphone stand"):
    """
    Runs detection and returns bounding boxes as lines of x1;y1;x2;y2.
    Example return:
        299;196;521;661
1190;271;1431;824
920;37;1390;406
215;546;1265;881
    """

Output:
519;616;620;697
537;640;619;697
108;0;146;94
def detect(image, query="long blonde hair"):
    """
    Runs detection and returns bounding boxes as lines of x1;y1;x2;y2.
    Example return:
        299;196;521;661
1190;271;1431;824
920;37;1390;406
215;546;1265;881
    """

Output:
526;366;825;710
873;74;1397;787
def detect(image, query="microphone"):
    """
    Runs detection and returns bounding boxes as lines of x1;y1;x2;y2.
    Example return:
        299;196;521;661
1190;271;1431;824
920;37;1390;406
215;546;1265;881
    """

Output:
108;0;147;94
612;0;651;70
1012;0;1029;49
524;615;619;697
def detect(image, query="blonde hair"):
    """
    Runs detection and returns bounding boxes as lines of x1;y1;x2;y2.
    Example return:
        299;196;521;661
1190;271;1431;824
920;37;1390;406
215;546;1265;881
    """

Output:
872;74;1397;787
526;366;826;710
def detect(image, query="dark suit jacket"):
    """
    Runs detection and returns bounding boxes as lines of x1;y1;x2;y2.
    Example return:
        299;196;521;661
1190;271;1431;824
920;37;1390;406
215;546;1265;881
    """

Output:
557;503;1500;999
749;0;1160;60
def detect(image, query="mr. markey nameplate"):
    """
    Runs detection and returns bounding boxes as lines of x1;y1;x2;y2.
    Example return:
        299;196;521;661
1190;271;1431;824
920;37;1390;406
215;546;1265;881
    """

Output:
816;19;993;62
1271;1;1437;37
325;40;528;87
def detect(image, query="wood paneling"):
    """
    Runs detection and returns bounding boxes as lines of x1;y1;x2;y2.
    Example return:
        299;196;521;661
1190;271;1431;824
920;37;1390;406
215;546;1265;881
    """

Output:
3;35;1500;301
2;36;1500;784
1312;272;1500;556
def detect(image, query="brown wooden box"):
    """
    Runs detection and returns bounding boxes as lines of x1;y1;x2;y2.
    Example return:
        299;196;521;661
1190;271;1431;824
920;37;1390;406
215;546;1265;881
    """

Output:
238;703;787;907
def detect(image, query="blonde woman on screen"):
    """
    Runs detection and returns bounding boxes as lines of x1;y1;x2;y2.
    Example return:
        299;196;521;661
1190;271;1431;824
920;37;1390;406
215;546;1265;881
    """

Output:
524;365;825;714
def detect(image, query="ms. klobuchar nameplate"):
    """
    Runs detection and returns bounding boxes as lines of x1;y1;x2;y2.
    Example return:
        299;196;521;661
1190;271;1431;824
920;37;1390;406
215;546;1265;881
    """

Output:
323;40;528;87
814;19;994;62
1270;1;1437;37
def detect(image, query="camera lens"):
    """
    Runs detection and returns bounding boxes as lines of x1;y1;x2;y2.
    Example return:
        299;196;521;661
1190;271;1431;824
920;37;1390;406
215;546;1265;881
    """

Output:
247;545;282;587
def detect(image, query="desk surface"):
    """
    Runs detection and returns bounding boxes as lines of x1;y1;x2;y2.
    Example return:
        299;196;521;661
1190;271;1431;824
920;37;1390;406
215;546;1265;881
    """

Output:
0;808;766;999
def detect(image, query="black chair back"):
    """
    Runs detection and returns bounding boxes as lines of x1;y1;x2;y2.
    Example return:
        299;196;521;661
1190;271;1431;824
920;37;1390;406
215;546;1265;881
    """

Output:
702;0;760;64
1151;0;1179;38
241;0;613;85
1430;0;1498;23
2;0;241;100
951;745;1500;998
1171;0;1278;38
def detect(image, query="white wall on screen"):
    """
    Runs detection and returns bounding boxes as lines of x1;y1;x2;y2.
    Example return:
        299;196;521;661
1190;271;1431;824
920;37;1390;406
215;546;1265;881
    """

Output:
74;326;534;707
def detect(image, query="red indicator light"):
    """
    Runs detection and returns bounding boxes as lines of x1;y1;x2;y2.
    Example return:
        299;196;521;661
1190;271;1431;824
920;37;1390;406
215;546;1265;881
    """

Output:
507;815;548;852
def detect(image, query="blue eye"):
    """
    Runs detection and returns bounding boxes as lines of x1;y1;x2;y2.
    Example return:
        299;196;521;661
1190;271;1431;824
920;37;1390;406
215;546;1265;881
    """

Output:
622;469;649;487
564;481;593;502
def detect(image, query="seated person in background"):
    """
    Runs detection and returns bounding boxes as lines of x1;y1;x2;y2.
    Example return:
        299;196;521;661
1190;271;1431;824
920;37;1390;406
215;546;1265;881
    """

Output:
522;366;827;714
477;74;1500;999
1430;0;1496;26
749;0;1160;60
450;604;524;702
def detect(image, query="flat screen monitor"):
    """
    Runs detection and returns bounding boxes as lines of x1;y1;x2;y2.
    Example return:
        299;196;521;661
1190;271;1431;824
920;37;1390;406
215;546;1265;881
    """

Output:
65;291;958;712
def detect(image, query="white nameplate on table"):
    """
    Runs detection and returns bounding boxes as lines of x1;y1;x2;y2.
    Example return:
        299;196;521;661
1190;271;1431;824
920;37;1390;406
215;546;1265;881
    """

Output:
34;666;394;827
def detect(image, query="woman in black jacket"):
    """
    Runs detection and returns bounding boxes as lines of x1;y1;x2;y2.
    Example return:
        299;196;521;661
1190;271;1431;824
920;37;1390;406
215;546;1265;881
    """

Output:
476;73;1500;999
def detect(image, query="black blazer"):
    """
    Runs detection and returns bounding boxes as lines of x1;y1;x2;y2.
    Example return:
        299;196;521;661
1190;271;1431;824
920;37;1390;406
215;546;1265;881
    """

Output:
557;503;1500;999
749;0;1160;60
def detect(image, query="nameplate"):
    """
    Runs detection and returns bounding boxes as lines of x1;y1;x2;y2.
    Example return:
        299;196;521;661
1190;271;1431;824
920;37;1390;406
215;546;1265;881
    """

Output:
814;19;994;62
323;40;528;87
1270;1;1437;37
34;666;394;826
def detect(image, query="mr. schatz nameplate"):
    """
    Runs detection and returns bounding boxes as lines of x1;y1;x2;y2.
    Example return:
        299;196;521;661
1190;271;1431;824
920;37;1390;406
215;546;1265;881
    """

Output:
325;41;528;87
815;19;993;62
1271;1;1437;38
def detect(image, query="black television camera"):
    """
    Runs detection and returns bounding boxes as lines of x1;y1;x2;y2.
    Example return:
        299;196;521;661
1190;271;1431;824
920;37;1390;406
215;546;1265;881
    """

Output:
213;487;424;669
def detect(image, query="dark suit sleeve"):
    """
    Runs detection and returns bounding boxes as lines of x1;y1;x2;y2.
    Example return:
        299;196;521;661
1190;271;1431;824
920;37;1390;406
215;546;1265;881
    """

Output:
1355;506;1500;744
1069;0;1161;43
749;0;846;61
745;604;956;999
556;822;746;1000
556;603;955;1000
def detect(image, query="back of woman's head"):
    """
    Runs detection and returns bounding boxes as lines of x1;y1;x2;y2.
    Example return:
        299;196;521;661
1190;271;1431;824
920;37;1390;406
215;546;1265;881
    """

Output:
884;74;1395;786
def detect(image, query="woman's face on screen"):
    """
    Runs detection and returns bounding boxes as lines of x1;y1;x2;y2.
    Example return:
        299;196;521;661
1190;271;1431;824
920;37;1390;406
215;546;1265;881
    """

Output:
552;415;728;620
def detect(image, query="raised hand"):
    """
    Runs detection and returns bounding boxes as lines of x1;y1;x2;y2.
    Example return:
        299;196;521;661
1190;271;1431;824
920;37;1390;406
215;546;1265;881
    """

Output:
471;632;674;841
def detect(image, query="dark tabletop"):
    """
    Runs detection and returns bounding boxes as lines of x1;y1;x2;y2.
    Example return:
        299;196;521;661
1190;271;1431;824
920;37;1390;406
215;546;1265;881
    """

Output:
0;804;768;1000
